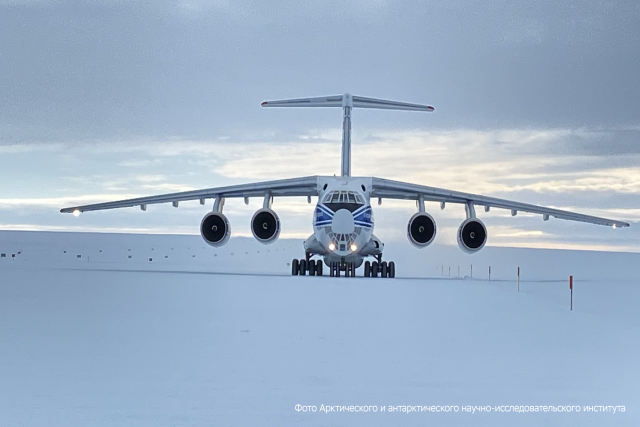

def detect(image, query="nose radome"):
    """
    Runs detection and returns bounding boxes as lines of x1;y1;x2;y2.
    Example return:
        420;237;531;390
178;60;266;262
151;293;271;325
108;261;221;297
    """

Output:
331;209;355;234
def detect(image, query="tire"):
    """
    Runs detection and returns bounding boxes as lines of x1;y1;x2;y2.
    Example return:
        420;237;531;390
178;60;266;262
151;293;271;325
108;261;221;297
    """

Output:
388;261;395;278
330;262;335;277
344;263;350;277
300;259;307;276
351;263;356;277
335;262;341;277
364;261;370;277
292;259;299;276
316;261;323;276
309;260;316;276
371;261;378;278
381;261;388;278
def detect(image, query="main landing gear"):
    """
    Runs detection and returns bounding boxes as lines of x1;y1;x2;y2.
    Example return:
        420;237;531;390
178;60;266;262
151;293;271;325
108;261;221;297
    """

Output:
363;256;395;278
291;257;323;276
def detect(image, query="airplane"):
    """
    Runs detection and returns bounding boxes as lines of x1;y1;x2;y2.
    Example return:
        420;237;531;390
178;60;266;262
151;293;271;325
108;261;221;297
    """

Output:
61;93;630;278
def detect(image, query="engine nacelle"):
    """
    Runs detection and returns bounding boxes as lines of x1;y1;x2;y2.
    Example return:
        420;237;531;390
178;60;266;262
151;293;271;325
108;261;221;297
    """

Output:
407;212;437;248
251;208;281;244
200;212;231;247
457;218;487;254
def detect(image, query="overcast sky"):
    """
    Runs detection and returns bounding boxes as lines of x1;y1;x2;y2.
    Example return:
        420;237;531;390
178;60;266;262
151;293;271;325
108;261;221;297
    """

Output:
1;0;639;252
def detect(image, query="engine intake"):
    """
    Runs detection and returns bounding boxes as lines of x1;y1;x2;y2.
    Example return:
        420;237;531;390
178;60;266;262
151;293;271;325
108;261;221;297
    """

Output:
200;212;231;247
407;212;436;248
251;208;281;244
457;218;487;253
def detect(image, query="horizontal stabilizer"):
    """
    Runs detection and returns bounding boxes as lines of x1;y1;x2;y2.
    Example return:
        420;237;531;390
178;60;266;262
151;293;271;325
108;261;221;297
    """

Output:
352;95;434;112
261;93;434;112
261;95;343;108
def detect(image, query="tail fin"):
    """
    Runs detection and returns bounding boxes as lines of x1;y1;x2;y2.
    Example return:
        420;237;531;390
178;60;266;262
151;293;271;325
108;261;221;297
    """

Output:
261;93;434;176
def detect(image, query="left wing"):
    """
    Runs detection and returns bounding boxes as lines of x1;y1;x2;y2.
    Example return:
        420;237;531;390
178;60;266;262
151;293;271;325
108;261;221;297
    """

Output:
371;177;630;228
60;176;320;213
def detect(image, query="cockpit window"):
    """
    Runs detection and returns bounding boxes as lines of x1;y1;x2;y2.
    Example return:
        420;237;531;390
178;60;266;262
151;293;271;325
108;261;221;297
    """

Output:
322;190;365;212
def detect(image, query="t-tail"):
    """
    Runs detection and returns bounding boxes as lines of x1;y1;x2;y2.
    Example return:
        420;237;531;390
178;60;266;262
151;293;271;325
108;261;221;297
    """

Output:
261;93;435;177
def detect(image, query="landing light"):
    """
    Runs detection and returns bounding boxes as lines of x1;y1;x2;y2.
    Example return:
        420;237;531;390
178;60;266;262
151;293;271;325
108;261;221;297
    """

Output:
613;224;617;229
350;243;358;252
328;242;336;251
72;209;81;217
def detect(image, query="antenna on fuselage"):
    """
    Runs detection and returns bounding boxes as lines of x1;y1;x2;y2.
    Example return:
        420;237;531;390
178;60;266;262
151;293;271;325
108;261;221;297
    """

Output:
261;93;434;177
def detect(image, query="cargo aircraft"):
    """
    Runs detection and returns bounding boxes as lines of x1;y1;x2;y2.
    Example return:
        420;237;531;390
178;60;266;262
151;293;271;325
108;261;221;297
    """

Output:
61;94;630;278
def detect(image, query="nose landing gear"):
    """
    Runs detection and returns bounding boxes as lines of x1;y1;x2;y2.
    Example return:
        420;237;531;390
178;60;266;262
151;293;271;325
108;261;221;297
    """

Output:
328;261;357;277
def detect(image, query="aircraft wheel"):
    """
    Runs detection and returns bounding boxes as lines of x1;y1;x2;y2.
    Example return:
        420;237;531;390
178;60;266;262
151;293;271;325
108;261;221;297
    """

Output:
351;263;356;277
364;261;371;277
388;261;396;278
371;261;378;278
381;261;388;278
316;261;323;276
300;259;307;276
329;262;335;277
292;259;299;276
334;262;341;277
309;260;316;276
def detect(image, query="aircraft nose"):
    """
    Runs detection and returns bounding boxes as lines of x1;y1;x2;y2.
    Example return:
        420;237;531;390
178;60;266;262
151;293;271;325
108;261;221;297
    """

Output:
331;209;355;234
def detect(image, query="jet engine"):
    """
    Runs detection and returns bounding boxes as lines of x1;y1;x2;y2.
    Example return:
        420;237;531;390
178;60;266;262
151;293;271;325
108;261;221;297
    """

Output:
407;212;437;248
251;208;281;244
200;212;231;247
457;218;487;254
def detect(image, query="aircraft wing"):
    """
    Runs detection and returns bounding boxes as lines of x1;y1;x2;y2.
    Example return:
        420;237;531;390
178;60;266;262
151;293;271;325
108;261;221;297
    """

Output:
370;177;630;228
60;176;320;213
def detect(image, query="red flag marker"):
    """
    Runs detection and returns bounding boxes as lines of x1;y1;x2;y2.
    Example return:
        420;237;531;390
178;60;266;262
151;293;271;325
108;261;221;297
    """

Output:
569;275;573;311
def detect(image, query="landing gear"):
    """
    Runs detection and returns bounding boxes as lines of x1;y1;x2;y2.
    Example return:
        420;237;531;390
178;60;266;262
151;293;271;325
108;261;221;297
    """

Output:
291;257;324;276
330;261;340;277
364;259;395;278
309;259;316;276
344;262;356;277
291;258;393;278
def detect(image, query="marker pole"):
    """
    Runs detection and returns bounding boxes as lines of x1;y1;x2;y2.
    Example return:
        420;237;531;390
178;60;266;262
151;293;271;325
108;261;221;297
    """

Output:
489;266;491;282
517;267;520;292
570;275;573;311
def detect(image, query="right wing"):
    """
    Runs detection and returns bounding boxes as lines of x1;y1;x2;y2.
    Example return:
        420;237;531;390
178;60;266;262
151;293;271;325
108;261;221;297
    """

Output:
60;176;320;213
371;177;630;228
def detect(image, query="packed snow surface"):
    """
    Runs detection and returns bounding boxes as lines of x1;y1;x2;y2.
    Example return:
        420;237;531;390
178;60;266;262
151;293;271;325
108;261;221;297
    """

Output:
1;231;638;426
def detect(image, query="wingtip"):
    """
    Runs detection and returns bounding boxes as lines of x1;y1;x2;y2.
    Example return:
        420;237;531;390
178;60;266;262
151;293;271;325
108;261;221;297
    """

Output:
427;106;435;112
261;101;267;107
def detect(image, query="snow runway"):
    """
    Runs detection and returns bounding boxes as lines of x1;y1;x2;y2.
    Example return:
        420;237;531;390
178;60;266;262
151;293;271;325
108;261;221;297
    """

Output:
1;232;638;425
